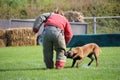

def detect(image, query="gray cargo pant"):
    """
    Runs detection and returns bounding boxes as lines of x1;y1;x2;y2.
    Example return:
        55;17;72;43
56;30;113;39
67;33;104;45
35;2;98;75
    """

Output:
42;26;66;68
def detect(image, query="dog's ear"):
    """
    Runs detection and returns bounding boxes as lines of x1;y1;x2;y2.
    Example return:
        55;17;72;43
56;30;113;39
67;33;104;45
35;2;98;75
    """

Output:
64;48;72;56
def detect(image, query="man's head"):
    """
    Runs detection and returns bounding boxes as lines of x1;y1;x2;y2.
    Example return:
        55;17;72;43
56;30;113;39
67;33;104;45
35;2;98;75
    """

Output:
54;8;64;16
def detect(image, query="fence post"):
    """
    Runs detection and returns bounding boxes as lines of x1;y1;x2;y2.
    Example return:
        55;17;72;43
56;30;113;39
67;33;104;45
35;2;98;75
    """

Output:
9;19;11;28
93;17;97;34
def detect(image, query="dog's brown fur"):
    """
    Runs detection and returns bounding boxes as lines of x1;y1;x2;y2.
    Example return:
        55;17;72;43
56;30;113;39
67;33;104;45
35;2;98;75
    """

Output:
65;43;101;68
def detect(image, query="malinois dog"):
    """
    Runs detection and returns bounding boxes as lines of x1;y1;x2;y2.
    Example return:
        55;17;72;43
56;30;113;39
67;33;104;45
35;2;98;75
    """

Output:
65;43;101;68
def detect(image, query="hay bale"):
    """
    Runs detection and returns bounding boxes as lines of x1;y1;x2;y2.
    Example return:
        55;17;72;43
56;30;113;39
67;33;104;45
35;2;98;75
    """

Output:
0;39;6;47
64;11;84;22
0;29;6;38
6;28;37;46
0;29;6;47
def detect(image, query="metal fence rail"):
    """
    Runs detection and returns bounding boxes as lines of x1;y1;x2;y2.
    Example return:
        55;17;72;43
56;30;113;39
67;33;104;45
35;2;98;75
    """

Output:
84;16;120;34
0;16;120;34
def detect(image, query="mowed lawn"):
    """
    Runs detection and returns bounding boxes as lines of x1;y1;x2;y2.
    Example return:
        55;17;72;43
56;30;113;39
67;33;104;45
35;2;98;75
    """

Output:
0;46;120;80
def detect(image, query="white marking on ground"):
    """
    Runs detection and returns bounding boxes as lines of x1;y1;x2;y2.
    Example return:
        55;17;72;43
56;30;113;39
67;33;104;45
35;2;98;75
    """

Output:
27;62;41;67
81;64;120;70
81;64;90;68
32;63;41;66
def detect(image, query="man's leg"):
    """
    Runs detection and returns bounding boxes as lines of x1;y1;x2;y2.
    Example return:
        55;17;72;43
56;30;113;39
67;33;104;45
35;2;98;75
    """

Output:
54;31;66;69
43;33;54;69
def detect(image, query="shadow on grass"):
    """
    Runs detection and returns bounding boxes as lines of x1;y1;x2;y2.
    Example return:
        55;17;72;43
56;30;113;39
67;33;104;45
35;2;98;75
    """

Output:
64;66;72;68
0;66;73;72
0;68;46;72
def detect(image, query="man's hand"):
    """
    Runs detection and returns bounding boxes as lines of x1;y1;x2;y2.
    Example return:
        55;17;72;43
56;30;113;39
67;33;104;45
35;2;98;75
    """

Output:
33;28;38;33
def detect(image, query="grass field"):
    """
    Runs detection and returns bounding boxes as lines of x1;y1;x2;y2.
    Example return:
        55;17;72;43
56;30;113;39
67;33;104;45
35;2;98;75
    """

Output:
0;46;120;80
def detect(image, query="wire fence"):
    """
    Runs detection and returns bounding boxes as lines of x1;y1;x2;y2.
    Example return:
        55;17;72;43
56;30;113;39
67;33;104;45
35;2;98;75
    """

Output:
84;16;120;34
0;16;120;34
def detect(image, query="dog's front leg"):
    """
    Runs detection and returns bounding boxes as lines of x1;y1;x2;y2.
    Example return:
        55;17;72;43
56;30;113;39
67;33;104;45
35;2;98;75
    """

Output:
76;58;83;68
71;59;76;68
88;54;94;66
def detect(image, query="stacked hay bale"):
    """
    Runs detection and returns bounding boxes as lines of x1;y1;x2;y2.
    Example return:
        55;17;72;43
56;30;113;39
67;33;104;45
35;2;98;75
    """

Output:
6;28;37;46
0;29;6;47
64;11;84;22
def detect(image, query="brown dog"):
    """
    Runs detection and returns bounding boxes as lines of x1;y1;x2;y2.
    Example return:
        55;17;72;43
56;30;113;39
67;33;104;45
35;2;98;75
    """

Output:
65;43;101;68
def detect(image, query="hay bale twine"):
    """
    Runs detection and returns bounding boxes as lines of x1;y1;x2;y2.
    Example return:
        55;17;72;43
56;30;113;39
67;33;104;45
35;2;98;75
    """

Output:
64;11;84;22
6;28;37;46
0;29;6;47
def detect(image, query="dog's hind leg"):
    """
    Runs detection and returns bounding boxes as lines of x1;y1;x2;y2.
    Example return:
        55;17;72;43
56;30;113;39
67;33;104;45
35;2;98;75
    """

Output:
71;59;77;67
94;53;98;67
94;47;101;67
88;54;94;66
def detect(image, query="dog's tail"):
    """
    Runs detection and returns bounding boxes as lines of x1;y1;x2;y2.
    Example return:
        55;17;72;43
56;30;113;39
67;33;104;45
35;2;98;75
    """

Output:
95;45;102;54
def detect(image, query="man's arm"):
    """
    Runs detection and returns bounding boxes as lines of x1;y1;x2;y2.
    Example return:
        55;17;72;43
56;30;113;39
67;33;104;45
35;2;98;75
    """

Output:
33;13;52;33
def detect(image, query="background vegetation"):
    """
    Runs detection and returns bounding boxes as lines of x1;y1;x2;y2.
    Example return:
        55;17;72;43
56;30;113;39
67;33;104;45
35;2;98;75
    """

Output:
0;0;119;19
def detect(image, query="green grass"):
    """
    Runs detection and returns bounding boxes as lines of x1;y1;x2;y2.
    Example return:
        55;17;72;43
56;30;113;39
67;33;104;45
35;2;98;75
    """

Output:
0;46;120;80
